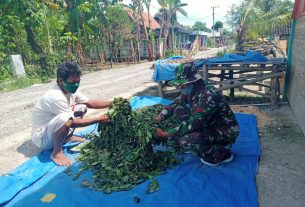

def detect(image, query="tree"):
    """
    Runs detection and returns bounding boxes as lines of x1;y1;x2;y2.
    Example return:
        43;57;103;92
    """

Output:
138;0;153;61
157;0;187;50
143;0;154;60
221;28;231;36
0;0;68;77
103;5;133;67
227;0;293;51
192;21;211;32
129;1;142;62
212;21;223;32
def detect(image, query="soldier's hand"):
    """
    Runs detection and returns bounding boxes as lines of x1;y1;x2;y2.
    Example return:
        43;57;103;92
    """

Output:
155;115;163;123
155;128;169;139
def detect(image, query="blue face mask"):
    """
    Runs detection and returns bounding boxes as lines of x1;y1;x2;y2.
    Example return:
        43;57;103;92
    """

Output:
181;84;194;95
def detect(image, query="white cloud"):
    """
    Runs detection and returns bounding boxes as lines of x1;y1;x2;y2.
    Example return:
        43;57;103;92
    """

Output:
122;0;243;28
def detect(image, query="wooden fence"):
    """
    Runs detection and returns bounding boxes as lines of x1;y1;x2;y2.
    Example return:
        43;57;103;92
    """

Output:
157;58;287;106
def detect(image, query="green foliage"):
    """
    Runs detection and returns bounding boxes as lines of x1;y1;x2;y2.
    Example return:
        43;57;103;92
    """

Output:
207;38;216;48
227;0;293;40
216;48;236;57
216;50;226;57
75;98;180;193
0;76;42;92
0;0;137;88
0;61;12;81
157;0;188;49
164;49;180;58
103;5;133;59
192;21;211;32
212;21;223;32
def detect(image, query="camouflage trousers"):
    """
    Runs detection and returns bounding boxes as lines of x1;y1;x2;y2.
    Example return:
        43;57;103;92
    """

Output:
172;105;239;160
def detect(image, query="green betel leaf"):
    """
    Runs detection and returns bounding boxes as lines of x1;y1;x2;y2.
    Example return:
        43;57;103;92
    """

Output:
71;99;180;194
146;179;160;194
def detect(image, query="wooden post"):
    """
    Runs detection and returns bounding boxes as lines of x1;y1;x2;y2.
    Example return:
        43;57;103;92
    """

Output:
228;66;234;100
258;64;265;91
157;82;164;98
220;67;225;95
270;65;280;107
202;65;208;81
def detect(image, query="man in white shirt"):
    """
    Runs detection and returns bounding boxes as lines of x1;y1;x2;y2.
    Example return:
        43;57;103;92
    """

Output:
32;61;111;166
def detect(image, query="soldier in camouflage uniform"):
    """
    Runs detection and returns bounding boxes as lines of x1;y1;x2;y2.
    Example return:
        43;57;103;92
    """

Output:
155;62;239;166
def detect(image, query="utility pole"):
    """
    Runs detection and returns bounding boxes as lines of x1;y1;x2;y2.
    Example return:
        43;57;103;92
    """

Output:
211;6;219;45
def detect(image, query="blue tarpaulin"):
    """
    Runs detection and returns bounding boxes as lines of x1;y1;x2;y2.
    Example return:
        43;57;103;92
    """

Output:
152;51;268;82
1;96;260;207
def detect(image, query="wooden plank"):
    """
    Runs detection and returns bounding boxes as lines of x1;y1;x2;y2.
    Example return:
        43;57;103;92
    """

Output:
238;87;271;99
203;58;286;65
229;68;234;99
219;70;225;95
252;82;271;88
206;66;286;71
218;71;285;90
220;73;275;84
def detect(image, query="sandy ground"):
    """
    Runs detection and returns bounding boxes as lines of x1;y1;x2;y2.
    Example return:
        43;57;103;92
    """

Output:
1;48;305;207
230;104;305;207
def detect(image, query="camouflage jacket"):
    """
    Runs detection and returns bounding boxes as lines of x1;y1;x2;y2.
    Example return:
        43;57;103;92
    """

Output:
159;80;238;136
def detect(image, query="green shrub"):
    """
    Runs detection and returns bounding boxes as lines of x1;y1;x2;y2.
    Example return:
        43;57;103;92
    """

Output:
164;49;181;59
0;62;12;81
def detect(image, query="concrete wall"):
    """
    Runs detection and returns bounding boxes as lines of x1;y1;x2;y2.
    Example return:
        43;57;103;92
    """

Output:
287;15;305;134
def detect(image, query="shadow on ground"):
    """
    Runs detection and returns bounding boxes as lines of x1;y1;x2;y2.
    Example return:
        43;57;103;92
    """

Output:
17;140;41;158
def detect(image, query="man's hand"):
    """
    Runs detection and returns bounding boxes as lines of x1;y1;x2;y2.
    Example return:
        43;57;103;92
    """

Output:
155;115;163;123
98;115;110;123
156;128;170;138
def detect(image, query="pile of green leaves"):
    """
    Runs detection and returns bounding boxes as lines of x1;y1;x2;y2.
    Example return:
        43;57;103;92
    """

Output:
76;97;181;193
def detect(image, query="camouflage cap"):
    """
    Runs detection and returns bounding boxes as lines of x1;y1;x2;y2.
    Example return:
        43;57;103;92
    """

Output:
170;62;202;86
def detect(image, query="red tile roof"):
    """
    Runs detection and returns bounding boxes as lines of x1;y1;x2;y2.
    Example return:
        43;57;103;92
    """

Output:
126;9;161;30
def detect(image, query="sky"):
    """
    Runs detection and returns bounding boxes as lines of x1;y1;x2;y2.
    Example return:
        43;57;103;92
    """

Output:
122;0;244;29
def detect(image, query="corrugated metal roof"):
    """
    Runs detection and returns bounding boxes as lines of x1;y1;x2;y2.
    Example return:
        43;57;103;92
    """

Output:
191;31;211;36
272;24;291;35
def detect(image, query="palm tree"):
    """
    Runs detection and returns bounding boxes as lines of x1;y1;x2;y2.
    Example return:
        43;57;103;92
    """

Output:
130;1;142;62
227;0;292;51
143;0;154;59
138;0;153;61
157;0;187;50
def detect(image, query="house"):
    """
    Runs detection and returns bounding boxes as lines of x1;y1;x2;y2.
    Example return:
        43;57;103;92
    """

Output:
286;0;305;135
272;23;291;55
190;31;210;49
